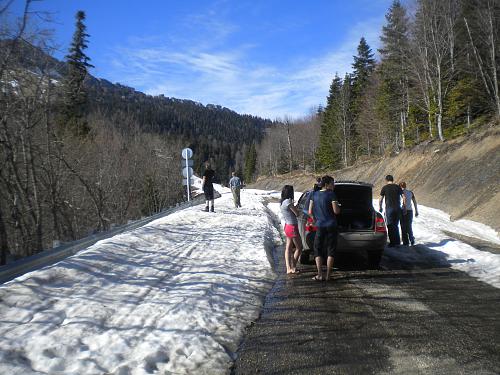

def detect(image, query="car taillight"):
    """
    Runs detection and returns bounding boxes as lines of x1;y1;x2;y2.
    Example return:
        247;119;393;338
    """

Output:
306;216;317;232
375;216;386;233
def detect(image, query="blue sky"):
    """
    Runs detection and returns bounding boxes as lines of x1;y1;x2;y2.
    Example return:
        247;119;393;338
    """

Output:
15;0;394;119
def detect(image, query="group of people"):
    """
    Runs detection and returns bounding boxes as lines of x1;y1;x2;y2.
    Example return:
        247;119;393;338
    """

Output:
203;161;419;280
379;175;419;247
201;163;243;212
280;175;340;281
280;174;419;281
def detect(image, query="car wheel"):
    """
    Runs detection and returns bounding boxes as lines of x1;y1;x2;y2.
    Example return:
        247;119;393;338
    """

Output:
367;249;383;269
299;250;311;265
306;232;315;250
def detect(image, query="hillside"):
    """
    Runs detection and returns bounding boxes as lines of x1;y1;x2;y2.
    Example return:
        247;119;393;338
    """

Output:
1;39;272;179
251;126;500;232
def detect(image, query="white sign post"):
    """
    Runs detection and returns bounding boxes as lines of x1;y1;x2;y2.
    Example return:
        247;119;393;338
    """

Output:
181;148;193;201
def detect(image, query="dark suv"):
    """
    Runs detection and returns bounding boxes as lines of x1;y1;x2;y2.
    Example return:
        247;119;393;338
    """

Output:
297;181;387;268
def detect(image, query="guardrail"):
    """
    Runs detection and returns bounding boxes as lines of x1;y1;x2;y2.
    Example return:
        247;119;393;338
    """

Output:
0;191;220;285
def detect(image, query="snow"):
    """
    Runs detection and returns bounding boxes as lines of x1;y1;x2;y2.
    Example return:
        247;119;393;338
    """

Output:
0;186;498;374
0;182;279;375
378;200;500;288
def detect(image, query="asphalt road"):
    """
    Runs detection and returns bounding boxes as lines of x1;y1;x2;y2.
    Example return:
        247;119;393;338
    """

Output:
232;244;500;375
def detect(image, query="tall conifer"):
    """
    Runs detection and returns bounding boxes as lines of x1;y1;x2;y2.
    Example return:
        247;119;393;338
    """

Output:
378;0;411;148
62;10;93;136
351;38;376;157
352;37;376;98
243;143;257;183
316;74;342;168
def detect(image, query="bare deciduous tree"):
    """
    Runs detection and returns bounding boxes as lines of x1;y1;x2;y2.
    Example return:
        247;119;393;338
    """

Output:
463;0;500;118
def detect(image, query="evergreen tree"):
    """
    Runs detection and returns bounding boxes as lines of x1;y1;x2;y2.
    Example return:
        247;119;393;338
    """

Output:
316;74;342;169
62;10;93;136
352;37;376;98
350;38;376;157
243;143;257;183
378;0;411;148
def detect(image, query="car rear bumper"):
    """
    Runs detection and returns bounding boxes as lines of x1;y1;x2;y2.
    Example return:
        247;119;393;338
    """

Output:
337;231;386;252
302;230;387;253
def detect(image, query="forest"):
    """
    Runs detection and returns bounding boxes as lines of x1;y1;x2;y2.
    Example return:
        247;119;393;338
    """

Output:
257;0;499;175
0;2;269;263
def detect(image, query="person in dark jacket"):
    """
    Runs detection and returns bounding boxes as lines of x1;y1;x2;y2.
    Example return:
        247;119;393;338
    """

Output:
379;175;405;247
308;176;341;281
202;162;215;212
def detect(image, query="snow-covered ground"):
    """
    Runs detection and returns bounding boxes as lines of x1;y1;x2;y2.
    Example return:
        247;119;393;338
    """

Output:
0;185;499;375
381;201;500;288
0;182;279;375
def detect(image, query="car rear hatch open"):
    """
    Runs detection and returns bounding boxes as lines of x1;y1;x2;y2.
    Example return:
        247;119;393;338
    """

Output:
335;182;374;232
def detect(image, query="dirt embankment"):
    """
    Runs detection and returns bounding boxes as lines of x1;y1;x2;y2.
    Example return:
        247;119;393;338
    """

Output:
251;127;500;232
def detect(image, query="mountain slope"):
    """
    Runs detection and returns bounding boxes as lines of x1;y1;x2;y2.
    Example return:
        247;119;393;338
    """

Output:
1;39;272;178
252;127;500;231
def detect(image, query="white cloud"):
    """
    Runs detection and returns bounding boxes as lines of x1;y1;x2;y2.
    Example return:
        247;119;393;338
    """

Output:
104;14;386;120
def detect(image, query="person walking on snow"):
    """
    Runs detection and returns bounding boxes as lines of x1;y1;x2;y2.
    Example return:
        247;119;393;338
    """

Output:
280;185;302;274
202;162;216;212
308;176;341;281
379;175;405;247
229;172;242;208
399;181;419;246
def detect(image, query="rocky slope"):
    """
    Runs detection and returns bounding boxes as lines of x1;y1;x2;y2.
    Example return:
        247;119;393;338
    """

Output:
251;126;500;232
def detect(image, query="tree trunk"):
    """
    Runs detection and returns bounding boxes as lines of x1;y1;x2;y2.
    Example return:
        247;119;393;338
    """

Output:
437;66;445;141
487;3;500;117
400;111;406;149
285;120;293;172
0;206;8;265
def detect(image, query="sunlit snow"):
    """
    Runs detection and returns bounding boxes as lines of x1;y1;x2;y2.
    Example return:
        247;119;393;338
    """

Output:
0;186;498;374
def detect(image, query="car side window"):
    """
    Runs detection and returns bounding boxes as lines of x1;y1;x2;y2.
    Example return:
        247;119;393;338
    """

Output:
299;191;312;214
297;193;307;209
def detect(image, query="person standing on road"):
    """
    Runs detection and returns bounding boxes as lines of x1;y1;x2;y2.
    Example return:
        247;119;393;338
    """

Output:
399;181;419;246
202;162;216;212
280;185;302;275
308;176;341;281
229;172;242;208
379;175;405;247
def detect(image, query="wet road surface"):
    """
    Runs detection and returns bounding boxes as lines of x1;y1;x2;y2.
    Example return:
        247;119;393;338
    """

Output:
232;244;500;375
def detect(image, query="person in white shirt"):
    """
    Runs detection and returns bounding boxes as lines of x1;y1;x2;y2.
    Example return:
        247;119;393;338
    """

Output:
280;185;302;274
399;181;419;246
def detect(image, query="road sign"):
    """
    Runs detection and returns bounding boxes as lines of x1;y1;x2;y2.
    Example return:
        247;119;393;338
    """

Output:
181;148;193;201
182;167;193;178
181;159;194;167
181;148;193;159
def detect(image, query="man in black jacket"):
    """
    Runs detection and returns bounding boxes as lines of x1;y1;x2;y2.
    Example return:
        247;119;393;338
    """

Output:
379;175;405;247
202;162;215;212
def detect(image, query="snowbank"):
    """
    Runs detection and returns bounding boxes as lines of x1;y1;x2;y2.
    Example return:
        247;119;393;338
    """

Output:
0;185;279;375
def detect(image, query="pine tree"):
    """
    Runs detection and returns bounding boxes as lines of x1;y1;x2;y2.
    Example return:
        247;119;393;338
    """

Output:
350;38;376;158
316;75;342;169
378;0;411;148
62;10;94;136
352;37;376;98
243;143;257;183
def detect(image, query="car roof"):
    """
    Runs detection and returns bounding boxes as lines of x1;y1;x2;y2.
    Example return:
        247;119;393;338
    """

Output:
335;180;373;187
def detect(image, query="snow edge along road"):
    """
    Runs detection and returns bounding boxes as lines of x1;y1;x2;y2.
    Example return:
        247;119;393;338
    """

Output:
0;186;281;375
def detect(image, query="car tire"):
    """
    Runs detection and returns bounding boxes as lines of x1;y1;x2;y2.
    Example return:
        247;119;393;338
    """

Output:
306;232;315;251
367;249;383;269
299;250;311;265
